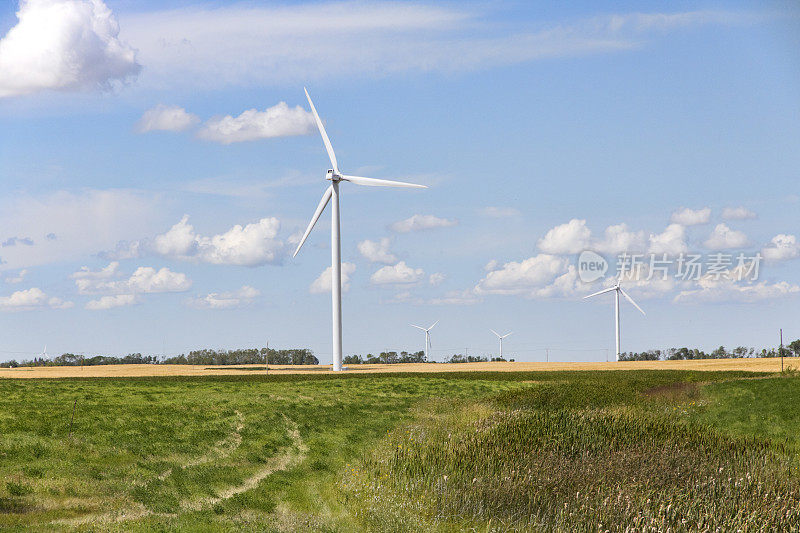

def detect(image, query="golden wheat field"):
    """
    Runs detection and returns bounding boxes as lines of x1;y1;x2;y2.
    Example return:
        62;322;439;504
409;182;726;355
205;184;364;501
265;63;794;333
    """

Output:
0;357;791;378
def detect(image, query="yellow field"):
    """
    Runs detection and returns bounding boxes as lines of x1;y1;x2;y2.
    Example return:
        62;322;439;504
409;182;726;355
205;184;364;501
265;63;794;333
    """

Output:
0;357;791;378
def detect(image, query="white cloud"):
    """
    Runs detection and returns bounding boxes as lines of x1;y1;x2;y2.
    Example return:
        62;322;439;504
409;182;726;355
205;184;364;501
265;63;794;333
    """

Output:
479;206;520;218
675;264;800;303
703;223;749;250
648;224;688;255
151;215;283;266
484;259;499;272
73;263;191;294
5;269;27;284
136;104;200;133
189;285;260;309
670;207;711;226
197;103;315;144
0;287;47;310
0;0;140;98
390;214;457;233
310;262;356;294
721;206;757;220
85;294;137;310
370;261;424;285
119;5;740;89
475;254;569;297
537;219;591;255
762;234;800;262
357;238;397;264
429;273;446;286
595;223;646;254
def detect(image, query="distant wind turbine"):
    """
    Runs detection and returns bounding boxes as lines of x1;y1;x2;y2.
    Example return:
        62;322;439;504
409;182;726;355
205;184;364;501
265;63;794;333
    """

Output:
293;88;427;371
40;345;48;359
411;321;439;362
490;329;512;360
583;280;645;361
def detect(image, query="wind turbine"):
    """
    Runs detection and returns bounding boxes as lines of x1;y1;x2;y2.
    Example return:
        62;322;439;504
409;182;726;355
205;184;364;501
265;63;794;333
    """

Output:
293;88;427;372
40;345;48;360
583;280;645;361
490;329;512;360
411;321;438;362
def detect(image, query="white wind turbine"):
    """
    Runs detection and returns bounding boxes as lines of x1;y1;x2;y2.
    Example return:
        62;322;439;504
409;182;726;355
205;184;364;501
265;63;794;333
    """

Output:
293;89;427;372
583;279;645;361
490;329;512;360
40;345;48;360
411;321;438;362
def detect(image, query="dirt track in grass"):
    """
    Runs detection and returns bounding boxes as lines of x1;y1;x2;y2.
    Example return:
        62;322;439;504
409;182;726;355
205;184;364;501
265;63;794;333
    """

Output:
0;357;790;378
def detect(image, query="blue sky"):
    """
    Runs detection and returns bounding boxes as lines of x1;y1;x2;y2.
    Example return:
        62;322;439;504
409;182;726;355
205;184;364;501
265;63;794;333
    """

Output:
0;0;798;363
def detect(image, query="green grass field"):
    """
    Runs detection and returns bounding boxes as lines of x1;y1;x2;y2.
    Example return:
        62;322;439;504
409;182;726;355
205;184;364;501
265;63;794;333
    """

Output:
1;370;799;531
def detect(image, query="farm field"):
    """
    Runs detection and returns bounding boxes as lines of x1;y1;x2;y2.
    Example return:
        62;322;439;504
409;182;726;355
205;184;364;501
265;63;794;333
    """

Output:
1;370;799;531
0;356;793;378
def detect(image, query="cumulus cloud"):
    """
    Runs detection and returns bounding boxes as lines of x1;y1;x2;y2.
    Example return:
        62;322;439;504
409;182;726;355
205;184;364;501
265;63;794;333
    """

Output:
5;269;27;284
537;219;591;255
390;214;457;233
197;102;315;144
370;261;425;285
703;223;749;250
310;263;356;294
85;294;137;310
0;287;71;310
479;206;520;218
357;238;397;264
675;259;800;303
475;254;570;297
648;224;688;255
189;285;260;309
136;104;200;133
595;223;646;254
721;206;757;220
762;234;800;262
0;0;140;98
72;263;191;294
670;207;711;226
150;215;283;266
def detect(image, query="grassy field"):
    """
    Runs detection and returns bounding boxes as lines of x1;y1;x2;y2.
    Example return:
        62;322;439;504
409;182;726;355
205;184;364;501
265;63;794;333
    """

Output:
0;369;799;531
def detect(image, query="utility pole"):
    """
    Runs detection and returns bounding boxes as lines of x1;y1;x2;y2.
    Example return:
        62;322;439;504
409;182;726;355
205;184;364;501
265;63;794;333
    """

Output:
780;329;784;372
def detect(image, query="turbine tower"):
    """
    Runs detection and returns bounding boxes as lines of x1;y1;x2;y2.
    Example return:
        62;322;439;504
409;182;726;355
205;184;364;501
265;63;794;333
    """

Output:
583;280;645;361
411;321;438;362
490;329;512;360
294;89;427;371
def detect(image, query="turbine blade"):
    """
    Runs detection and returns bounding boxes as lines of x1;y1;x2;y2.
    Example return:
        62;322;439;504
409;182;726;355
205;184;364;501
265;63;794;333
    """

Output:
490;329;501;338
411;324;426;331
619;287;646;316
583;286;617;299
341;175;426;189
293;186;333;258
502;332;513;338
428;320;439;330
304;88;338;172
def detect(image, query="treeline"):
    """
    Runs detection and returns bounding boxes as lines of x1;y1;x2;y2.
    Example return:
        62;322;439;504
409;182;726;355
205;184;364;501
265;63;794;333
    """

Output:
620;340;800;361
0;348;318;368
343;351;514;364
